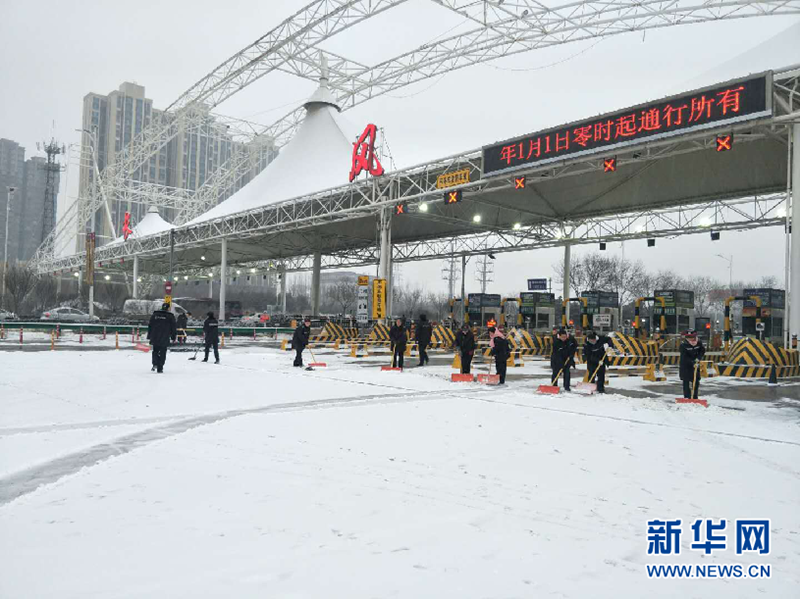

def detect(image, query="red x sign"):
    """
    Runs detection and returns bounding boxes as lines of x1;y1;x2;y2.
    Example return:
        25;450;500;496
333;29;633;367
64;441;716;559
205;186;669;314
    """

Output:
716;134;733;152
514;176;526;190
603;157;617;173
395;202;406;215
444;190;462;204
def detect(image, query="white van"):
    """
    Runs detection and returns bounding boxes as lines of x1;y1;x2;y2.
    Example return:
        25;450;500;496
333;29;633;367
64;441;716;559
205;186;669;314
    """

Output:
122;299;188;323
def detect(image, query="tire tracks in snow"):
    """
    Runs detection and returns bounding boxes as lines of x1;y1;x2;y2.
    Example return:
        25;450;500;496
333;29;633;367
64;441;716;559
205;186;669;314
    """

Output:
0;387;494;506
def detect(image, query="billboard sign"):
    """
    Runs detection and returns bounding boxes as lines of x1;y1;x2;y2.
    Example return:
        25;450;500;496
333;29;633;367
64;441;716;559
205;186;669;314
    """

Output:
527;278;548;291
372;279;387;320
483;73;772;176
357;285;369;323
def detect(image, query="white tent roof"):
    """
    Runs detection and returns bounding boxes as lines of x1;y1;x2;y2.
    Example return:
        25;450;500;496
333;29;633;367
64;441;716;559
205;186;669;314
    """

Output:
189;77;356;224
107;205;174;245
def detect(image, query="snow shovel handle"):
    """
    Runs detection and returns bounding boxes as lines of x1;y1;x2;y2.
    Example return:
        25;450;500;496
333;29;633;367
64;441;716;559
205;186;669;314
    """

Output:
588;350;609;383
692;360;700;399
551;366;565;386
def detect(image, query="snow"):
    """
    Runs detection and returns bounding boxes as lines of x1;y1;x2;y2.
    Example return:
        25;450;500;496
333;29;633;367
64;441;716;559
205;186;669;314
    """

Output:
1;346;798;598
188;81;355;224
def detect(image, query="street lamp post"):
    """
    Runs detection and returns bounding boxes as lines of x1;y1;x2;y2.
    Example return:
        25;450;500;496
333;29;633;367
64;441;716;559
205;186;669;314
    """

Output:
716;254;733;291
2;186;16;308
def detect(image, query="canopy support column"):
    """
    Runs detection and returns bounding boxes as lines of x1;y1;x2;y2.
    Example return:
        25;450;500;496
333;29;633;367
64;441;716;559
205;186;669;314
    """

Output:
563;242;571;328
379;207;392;322
790;124;800;344
219;238;227;321
280;264;287;313
311;251;322;316
132;255;139;299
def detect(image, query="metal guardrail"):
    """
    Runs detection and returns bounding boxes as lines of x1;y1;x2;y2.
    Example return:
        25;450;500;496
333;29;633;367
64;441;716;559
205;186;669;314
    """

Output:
0;322;294;336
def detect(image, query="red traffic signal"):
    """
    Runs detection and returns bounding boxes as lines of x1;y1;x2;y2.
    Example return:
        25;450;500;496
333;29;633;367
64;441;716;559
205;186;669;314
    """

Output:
444;189;462;204
514;176;526;190
705;323;711;329
716;134;733;152
603;157;617;173
394;202;407;215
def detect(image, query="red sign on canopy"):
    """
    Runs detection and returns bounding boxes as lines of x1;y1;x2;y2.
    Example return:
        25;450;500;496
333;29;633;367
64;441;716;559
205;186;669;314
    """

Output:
349;124;384;182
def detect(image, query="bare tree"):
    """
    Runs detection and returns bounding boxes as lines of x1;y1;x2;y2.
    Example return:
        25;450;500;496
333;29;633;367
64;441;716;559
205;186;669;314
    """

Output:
4;264;36;314
684;275;720;316
402;286;425;317
32;275;58;313
97;281;128;314
424;291;451;322
329;280;357;314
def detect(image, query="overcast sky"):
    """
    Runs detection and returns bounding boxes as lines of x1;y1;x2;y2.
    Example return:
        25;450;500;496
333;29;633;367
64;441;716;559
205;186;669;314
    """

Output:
1;1;799;296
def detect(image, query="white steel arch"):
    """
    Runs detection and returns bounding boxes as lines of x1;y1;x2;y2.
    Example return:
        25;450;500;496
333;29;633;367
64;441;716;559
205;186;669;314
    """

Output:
31;0;800;271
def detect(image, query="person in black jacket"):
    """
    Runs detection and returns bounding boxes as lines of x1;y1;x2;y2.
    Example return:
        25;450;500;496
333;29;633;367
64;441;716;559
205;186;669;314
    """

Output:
415;314;433;366
582;331;612;393
202;311;220;364
455;323;476;374
147;303;177;373
679;329;706;399
389;318;407;369
176;312;188;345
488;326;509;384
551;328;577;390
292;317;311;367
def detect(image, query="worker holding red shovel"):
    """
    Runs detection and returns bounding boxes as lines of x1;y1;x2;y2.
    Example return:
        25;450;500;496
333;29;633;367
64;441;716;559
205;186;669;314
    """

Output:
680;329;705;399
389;318;407;369
550;328;577;392
455;323;476;374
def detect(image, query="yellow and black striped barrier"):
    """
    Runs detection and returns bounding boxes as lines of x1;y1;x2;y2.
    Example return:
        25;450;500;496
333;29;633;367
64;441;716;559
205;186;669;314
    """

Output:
717;338;800;378
431;325;455;348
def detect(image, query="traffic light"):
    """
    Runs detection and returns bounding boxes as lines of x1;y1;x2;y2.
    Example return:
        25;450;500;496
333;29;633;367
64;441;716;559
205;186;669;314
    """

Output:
716;134;733;152
444;189;462;205
514;176;526;190
394;202;407;216
603;157;617;173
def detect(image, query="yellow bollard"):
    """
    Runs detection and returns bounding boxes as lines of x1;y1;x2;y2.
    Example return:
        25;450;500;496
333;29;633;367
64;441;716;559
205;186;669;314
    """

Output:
50;330;55;351
221;332;225;348
115;331;119;350
451;353;461;370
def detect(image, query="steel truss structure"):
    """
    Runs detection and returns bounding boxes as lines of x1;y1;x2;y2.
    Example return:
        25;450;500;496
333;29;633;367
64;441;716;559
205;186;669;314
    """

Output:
30;0;800;274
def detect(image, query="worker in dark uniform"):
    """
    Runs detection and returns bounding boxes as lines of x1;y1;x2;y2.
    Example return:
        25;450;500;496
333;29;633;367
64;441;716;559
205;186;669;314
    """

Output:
389;318;407;369
176;312;188;345
292;317;311;367
202;311;220;364
488;326;509;385
680;329;706;399
551;328;577;390
147;302;177;373
455;323;476;374
582;331;612;393
415;314;432;366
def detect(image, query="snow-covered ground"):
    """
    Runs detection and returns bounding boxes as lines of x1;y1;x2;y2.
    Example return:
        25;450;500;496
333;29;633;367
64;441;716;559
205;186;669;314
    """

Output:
1;346;798;598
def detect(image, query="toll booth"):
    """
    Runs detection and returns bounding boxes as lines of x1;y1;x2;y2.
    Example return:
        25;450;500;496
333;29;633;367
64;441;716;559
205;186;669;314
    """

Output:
467;293;502;326
580;290;619;333
695;316;712;344
519;292;556;331
743;288;784;342
652;289;695;334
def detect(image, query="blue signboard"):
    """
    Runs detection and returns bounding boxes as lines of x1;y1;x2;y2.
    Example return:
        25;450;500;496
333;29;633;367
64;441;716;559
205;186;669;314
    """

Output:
527;278;548;291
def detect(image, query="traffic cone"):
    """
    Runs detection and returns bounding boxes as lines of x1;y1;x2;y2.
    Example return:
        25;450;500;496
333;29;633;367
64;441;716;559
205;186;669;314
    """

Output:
452;353;461;370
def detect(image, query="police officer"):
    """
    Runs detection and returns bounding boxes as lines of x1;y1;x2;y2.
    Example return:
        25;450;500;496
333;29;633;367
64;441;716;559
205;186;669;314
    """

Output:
202;311;220;364
488;326;509;385
415;314;432;366
389;318;407;369
455;323;476;374
551;328;577;390
176;311;188;345
147;302;177;373
583;331;612;393
292;317;311;367
680;329;706;399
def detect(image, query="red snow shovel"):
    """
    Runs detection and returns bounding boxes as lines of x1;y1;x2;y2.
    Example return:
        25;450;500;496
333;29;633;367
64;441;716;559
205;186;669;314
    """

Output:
307;348;327;368
537;366;565;394
381;347;402;371
135;343;151;353
451;373;476;382
676;362;708;407
477;359;500;385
